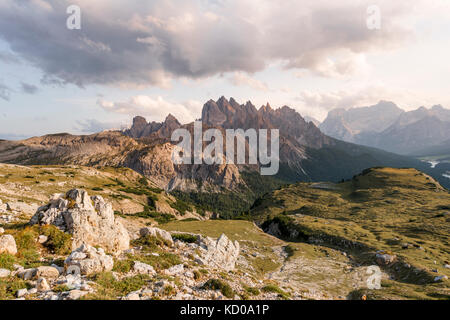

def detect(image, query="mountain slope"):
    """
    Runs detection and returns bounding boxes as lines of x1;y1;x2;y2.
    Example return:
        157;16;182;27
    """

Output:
250;167;450;299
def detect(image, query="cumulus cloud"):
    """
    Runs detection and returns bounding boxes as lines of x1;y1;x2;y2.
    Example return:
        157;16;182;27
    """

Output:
0;0;418;87
97;96;202;123
0;83;11;101
21;82;39;94
229;72;269;91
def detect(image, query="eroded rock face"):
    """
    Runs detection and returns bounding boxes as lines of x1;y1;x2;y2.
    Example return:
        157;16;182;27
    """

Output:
196;234;240;271
65;244;114;275
30;189;129;253
0;234;17;255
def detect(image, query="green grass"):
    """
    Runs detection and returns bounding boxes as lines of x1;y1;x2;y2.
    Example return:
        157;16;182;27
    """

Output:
0;277;32;300
0;253;16;270
172;233;198;244
202;279;234;298
83;272;151;300
262;284;290;299
250;167;450;298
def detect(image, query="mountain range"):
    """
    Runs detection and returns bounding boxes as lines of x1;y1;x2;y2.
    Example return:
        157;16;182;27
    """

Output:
319;102;450;156
0;97;448;209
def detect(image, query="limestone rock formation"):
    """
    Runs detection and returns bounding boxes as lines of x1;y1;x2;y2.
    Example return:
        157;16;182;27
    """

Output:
196;234;240;271
30;189;129;253
65;244;114;275
0;234;17;255
139;227;173;245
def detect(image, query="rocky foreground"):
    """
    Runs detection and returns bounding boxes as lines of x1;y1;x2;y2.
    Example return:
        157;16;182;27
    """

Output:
0;165;449;300
0;189;295;300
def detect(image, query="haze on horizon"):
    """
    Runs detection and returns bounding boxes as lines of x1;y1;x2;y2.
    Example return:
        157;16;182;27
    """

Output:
0;0;449;140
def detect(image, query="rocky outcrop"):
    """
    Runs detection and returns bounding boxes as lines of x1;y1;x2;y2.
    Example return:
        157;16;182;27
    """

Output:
64;244;114;275
0;234;17;255
375;252;397;265
124;114;181;139
196;234;240;271
30;189;129;253
139;227;173;245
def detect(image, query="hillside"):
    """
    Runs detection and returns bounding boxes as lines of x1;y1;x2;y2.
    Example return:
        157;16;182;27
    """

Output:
250;167;450;299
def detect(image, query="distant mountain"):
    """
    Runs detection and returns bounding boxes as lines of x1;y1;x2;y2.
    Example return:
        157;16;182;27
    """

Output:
320;102;450;156
319;101;404;143
303;116;320;127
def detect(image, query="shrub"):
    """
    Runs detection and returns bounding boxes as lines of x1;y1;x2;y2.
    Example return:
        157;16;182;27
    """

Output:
193;270;202;280
245;286;260;296
172;233;198;244
262;285;290;299
284;245;296;260
202;279;234;298
162;285;176;296
15;228;38;251
40;225;72;255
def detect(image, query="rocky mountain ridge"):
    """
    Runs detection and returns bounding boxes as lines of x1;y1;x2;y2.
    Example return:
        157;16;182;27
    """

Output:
320;102;450;155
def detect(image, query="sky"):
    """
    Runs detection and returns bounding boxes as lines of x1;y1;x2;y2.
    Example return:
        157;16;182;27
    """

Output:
0;0;449;139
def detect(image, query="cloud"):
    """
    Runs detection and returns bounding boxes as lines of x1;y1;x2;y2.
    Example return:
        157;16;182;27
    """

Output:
0;0;419;87
97;95;202;123
75;119;125;133
229;72;269;91
0;51;21;64
21;82;39;94
0;83;11;101
296;84;440;120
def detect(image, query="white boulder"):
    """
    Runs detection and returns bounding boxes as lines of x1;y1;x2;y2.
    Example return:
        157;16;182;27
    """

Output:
0;234;17;255
30;189;129;253
139;227;173;245
64;244;114;275
196;234;240;271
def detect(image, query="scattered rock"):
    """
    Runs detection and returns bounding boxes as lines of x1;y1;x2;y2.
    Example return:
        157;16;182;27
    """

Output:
139;227;173;245
30;189;130;253
27;288;38;295
196;234;240;271
444;264;450;269
64;244;114;275
35;266;60;280
375;252;397;265
66;289;89;300
165;264;184;276
37;278;51;291
38;235;48;244
123;292;141;300
434;275;448;282
133;261;155;275
6;202;38;215
0;234;17;255
17;288;28;298
0;268;11;278
0;227;4;234
17;268;37;280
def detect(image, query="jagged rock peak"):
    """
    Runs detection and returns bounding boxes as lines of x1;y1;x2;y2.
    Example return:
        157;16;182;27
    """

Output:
164;113;180;124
